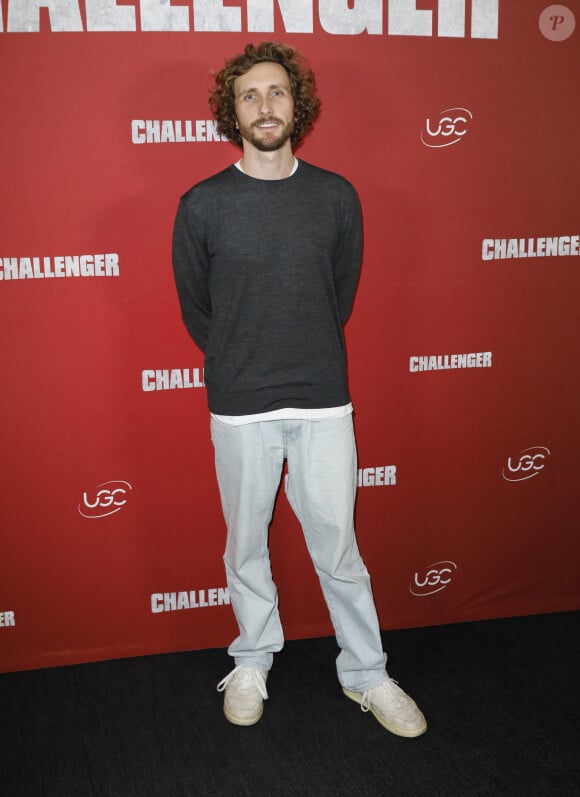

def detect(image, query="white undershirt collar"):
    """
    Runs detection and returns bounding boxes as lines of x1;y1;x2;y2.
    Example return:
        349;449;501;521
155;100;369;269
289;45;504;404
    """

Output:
235;157;299;177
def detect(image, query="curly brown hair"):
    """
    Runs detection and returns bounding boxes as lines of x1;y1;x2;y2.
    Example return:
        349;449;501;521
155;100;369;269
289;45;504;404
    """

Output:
209;42;320;149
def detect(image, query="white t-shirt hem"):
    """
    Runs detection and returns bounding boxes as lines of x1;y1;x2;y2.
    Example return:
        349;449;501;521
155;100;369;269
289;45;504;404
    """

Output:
211;404;353;426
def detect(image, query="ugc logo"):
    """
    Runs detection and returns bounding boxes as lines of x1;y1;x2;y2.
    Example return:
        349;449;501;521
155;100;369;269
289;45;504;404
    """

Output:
421;108;473;148
78;480;133;519
502;447;551;482
410;561;458;597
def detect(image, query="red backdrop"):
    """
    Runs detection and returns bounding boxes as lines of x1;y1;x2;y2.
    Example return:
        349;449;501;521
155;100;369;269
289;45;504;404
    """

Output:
1;1;579;672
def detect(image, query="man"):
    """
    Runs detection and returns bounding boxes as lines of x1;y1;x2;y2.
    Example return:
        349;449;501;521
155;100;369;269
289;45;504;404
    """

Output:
172;42;427;738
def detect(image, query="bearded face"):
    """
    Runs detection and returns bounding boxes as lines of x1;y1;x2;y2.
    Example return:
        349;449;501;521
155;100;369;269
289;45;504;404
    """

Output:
234;62;295;153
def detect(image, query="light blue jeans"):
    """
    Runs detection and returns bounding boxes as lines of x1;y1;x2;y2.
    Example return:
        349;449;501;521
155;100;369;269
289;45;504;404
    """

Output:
210;413;387;692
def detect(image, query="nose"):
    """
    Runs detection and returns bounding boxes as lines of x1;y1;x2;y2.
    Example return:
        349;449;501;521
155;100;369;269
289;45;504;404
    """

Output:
258;94;273;116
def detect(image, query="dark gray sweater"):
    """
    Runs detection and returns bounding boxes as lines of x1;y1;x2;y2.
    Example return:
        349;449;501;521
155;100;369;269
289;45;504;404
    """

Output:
171;160;362;415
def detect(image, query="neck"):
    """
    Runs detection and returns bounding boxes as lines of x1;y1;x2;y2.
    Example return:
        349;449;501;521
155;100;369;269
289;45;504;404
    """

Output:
239;144;295;180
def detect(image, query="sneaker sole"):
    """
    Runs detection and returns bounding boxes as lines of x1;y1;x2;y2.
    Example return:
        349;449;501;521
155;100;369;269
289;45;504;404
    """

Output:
223;704;264;726
342;687;427;738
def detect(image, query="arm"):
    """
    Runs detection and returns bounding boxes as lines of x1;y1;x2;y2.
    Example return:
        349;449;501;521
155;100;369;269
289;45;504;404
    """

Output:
333;183;363;325
171;196;211;353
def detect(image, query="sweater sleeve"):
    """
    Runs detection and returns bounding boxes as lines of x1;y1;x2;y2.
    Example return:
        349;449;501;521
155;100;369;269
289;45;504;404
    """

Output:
171;195;211;353
333;183;363;325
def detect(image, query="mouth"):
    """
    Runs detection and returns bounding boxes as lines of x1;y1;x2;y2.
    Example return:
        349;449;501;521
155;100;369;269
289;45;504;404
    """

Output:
253;119;281;130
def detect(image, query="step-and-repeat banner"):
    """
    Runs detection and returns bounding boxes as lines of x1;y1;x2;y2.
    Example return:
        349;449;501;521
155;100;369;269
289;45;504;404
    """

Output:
1;1;579;672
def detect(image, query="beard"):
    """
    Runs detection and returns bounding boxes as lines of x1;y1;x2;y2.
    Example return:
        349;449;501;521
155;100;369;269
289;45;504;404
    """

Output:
239;116;294;152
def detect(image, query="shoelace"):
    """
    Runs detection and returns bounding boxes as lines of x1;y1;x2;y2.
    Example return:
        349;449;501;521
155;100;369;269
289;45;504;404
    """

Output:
360;678;405;712
216;666;269;699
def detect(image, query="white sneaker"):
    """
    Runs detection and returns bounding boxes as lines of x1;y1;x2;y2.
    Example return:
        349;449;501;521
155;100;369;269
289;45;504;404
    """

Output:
217;666;268;726
343;677;427;738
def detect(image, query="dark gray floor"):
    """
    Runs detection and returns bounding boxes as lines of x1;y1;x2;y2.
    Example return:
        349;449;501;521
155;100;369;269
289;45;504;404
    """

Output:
1;611;579;796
